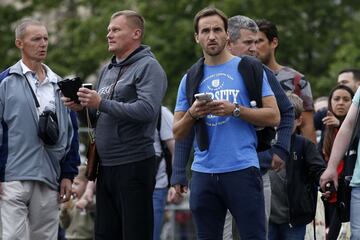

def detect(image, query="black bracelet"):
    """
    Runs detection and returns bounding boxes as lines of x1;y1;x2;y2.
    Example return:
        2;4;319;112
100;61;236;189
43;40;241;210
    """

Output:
188;109;198;120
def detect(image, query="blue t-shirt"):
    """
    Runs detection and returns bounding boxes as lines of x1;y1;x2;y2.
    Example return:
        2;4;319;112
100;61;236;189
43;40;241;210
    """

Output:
351;87;360;187
175;57;274;173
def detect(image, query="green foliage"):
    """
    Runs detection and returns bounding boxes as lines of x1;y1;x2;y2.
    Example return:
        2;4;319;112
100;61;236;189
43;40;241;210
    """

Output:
2;0;360;106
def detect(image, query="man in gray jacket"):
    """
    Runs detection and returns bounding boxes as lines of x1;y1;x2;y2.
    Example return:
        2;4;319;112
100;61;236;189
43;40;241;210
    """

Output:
64;10;167;240
0;19;77;239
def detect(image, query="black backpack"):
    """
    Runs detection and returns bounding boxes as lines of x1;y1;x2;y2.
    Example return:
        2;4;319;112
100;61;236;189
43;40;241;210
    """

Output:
238;56;276;152
185;56;275;152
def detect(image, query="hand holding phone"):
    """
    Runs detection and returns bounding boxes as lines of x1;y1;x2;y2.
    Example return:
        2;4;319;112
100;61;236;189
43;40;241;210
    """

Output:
194;93;213;102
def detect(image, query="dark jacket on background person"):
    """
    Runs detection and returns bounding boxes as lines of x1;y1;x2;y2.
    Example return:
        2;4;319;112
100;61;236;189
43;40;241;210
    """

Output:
270;134;326;226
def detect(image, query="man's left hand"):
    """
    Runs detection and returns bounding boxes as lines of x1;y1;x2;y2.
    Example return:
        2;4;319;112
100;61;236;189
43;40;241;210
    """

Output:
59;178;72;203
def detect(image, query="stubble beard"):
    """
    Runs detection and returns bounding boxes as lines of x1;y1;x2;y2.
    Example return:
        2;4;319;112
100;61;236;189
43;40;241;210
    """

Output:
205;42;226;57
258;52;271;66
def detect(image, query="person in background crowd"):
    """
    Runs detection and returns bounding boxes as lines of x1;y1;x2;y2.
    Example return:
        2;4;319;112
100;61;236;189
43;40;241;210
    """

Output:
60;165;95;240
320;85;360;240
153;106;175;240
63;10;167;240
337;69;360;93
314;96;329;143
171;7;280;239
318;85;354;240
315;69;360;137
225;14;294;240
75;181;96;210
314;96;329;113
269;93;325;240
0;18;79;239
256;19;317;143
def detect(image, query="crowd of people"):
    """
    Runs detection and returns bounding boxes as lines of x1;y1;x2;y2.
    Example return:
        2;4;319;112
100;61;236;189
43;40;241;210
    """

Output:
0;5;360;240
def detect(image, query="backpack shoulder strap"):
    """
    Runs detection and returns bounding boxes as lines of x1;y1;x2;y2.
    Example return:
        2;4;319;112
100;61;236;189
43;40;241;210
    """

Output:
157;107;162;133
185;57;205;105
238;56;264;107
184;58;209;151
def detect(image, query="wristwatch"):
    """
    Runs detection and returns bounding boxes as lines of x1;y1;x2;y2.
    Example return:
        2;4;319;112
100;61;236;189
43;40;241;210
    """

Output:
232;103;240;117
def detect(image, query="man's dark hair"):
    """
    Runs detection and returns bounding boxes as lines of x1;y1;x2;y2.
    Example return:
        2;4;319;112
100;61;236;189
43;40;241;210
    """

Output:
338;68;360;82
193;7;228;34
255;19;278;42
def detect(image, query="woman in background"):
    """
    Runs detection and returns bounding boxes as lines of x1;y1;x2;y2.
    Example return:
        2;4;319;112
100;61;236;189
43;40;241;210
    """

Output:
320;85;354;240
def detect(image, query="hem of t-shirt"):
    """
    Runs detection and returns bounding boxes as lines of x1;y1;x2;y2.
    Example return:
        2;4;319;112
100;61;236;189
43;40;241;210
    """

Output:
100;153;155;167
174;106;189;112
350;182;360;187
191;162;259;174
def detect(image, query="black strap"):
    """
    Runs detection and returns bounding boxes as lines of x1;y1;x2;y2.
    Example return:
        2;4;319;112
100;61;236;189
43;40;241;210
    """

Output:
185;57;208;151
109;66;128;100
156;107;173;187
238;55;263;107
24;75;40;108
313;219;316;240
156;108;163;171
157;107;161;132
156;107;167;159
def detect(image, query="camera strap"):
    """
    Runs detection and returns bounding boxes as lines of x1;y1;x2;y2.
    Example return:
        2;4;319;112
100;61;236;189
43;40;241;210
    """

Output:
86;107;95;143
24;74;40;108
109;66;128;100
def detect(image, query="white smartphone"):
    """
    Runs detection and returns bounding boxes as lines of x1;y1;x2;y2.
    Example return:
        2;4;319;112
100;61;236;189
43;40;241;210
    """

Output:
194;93;213;102
82;83;93;90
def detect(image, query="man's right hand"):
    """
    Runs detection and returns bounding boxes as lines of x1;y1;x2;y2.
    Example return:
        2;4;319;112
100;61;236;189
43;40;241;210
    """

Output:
320;167;338;192
167;184;187;203
167;186;184;204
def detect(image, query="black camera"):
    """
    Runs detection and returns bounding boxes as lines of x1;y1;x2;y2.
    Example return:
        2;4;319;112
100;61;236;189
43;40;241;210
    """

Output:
38;110;59;145
57;77;82;103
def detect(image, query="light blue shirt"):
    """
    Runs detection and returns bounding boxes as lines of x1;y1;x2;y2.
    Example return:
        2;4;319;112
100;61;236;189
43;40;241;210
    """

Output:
175;57;274;173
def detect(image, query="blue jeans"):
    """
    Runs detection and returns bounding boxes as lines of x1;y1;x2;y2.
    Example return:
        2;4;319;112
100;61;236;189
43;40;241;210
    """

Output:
153;187;168;240
268;222;306;240
351;187;360;240
190;167;266;240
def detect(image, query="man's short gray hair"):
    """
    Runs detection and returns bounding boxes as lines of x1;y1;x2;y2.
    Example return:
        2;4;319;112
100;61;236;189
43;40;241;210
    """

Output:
228;15;259;42
15;18;44;39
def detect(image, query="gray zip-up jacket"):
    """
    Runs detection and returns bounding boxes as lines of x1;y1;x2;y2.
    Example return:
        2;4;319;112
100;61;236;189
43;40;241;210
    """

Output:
0;61;73;190
94;45;167;166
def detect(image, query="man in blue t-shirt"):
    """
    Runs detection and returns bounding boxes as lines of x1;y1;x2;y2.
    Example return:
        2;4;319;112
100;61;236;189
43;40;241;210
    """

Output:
171;7;280;240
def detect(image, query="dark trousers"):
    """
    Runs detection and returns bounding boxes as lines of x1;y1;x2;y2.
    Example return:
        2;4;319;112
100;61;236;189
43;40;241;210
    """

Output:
325;202;342;240
190;167;266;240
95;157;156;240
